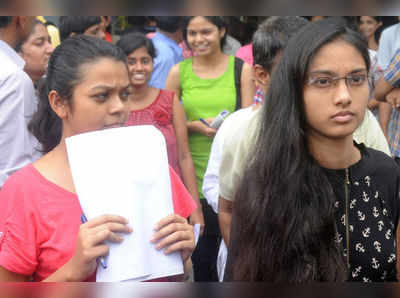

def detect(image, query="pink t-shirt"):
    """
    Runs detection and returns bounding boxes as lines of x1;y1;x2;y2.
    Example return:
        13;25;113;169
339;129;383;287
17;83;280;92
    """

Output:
235;44;253;66
125;90;182;178
0;164;196;281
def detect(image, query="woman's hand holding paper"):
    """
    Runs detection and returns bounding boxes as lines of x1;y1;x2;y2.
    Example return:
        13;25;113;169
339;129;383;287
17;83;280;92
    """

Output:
152;214;195;263
63;214;132;281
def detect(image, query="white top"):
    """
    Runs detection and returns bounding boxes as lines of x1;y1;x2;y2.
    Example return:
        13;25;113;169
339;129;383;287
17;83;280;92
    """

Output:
377;23;400;70
202;107;254;213
0;40;38;187
202;107;254;282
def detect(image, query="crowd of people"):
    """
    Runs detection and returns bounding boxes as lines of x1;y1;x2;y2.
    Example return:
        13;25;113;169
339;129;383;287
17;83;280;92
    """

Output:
0;15;400;282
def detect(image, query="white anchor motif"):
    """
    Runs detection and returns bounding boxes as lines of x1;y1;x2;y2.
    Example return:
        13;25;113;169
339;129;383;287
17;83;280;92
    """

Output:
373;241;381;252
358;211;365;221
352;266;362;278
335;201;339;208
350;199;356;209
362;227;370;238
372;258;380;269
334;232;343;243
364;176;371;186
341;214;345;226
362;191;369;202
349;225;354;232
383;208;388;216
363;277;372;283
372;207;379;218
388;254;396;263
375;191;379;199
385;229;392;240
355;243;365;253
378;221;384;231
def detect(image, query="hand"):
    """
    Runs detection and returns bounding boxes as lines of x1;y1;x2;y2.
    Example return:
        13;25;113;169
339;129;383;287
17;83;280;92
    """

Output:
367;98;379;110
385;88;400;109
189;207;205;236
200;118;217;137
152;214;195;263
64;215;132;281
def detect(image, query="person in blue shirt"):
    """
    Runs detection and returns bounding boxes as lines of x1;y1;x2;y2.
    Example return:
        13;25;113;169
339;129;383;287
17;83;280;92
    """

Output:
148;17;186;89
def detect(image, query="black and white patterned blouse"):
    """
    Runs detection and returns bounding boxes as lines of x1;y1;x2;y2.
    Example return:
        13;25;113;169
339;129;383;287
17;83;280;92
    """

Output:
323;143;400;282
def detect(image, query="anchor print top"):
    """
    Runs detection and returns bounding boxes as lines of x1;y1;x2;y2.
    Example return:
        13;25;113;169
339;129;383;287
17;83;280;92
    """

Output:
323;143;400;282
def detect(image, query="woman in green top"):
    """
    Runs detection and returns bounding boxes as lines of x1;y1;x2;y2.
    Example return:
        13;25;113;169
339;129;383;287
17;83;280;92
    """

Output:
166;16;254;281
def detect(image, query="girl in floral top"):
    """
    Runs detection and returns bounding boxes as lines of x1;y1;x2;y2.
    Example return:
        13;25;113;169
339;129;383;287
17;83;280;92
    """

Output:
116;33;204;232
225;18;400;282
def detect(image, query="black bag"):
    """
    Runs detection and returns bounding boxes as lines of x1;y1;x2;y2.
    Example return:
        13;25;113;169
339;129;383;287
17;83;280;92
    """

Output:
234;57;244;111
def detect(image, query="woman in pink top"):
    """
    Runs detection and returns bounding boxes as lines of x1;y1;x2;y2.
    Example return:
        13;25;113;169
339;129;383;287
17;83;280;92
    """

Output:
0;36;196;282
117;33;204;233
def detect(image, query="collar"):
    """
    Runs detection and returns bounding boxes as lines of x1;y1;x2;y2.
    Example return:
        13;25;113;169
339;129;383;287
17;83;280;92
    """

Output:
0;40;25;69
154;32;182;56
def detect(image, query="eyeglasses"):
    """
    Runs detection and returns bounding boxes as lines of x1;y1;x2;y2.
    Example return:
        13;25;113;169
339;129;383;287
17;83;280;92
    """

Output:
306;72;369;90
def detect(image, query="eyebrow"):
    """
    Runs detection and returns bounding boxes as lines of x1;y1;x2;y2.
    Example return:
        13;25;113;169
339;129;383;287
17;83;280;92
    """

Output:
90;84;131;91
308;68;368;76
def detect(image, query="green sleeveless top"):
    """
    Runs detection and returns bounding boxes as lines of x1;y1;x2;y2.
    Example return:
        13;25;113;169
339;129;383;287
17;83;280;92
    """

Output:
179;56;237;198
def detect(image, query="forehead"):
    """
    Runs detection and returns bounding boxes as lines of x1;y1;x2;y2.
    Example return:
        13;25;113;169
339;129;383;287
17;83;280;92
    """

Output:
29;23;47;38
128;46;151;57
187;17;216;29
308;40;367;73
360;16;377;22
77;58;129;86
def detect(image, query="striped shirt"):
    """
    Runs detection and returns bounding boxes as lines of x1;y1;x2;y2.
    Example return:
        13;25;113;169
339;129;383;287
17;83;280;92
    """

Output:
384;48;400;87
384;47;400;157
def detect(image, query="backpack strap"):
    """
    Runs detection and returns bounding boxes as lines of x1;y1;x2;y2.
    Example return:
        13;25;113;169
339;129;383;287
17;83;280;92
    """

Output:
234;56;244;111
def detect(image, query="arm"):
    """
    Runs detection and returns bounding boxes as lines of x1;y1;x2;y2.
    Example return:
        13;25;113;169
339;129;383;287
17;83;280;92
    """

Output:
386;88;400;109
0;72;33;186
375;76;394;102
0;215;131;282
0;266;30;281
378;102;392;142
172;94;205;234
218;196;233;246
43;215;132;282
367;98;380;110
165;64;181;101
240;62;255;108
187;119;217;137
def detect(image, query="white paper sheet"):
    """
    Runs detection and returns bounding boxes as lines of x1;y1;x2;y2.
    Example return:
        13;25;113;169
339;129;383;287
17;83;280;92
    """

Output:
66;125;183;282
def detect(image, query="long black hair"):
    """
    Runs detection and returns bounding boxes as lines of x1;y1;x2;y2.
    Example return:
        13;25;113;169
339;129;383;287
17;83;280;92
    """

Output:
28;35;126;153
227;18;370;281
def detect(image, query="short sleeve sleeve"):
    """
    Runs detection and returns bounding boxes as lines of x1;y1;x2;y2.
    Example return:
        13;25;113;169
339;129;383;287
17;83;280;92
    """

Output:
383;48;400;87
0;176;38;276
169;166;197;218
219;109;261;202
